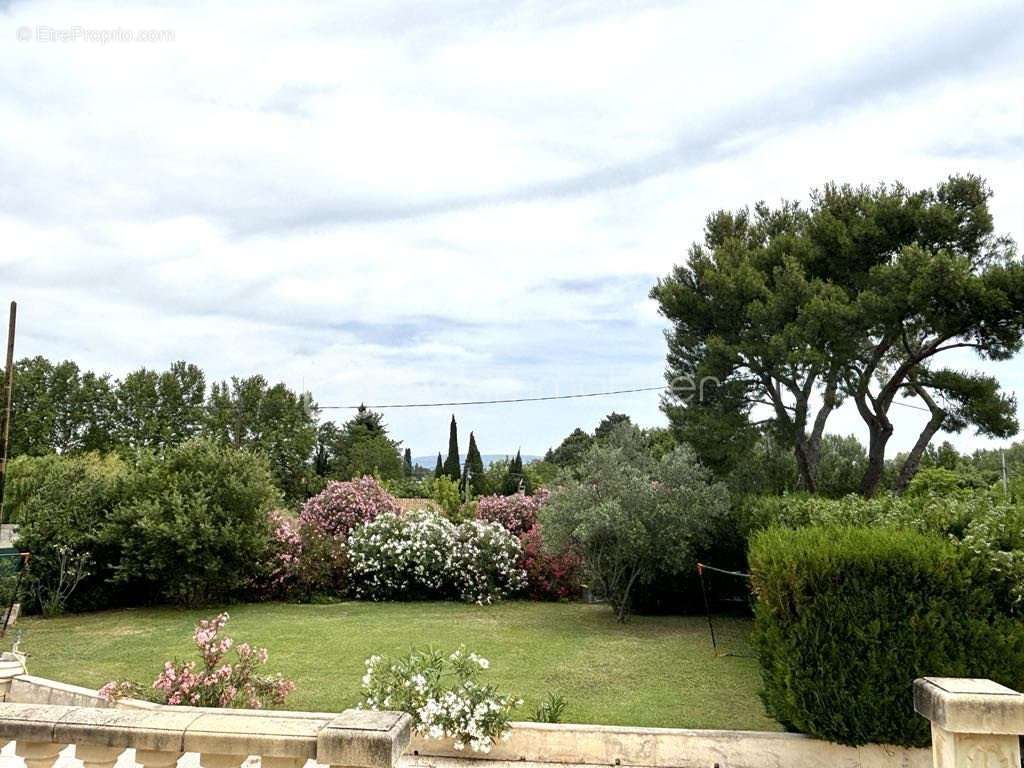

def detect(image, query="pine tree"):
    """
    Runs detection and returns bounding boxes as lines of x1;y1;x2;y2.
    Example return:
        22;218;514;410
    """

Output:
442;414;461;481
462;431;485;496
434;452;443;479
403;448;413;476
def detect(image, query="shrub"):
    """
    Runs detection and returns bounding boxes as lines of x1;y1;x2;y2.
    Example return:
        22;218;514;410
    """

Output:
359;646;520;752
347;510;525;603
750;526;1024;747
300;476;400;539
476;492;545;535
106;439;280;605
14;452;129;613
100;612;294;708
518;525;582;601
424;476;465;521
541;425;730;620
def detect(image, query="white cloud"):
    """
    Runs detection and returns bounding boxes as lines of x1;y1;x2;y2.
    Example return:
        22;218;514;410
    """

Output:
0;0;1022;457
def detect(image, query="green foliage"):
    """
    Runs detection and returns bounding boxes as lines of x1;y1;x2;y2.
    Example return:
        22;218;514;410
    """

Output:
424;476;466;521
532;692;569;723
205;376;318;501
501;450;531;495
462;432;485;496
442;416;461;481
541;425;730;620
652;175;1024;496
545;428;593;468
15;453;129;613
750;526;1024;746
107;439;279;605
523;459;558;489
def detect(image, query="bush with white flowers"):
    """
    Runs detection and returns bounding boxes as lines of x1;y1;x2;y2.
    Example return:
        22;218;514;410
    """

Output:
347;510;526;603
359;647;521;753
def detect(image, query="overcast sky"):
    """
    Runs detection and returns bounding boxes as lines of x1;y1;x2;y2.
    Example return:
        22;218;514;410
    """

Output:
1;0;1022;460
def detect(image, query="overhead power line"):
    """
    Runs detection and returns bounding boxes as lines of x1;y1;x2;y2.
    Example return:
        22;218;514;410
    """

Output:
316;385;668;410
316;384;934;413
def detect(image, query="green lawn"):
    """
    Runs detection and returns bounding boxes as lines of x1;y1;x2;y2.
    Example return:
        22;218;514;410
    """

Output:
9;601;777;731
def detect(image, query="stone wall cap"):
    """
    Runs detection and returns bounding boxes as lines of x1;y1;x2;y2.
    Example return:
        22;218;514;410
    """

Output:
317;709;412;768
914;677;1024;735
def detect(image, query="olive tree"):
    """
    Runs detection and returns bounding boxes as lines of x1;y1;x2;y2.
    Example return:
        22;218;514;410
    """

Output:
540;425;730;621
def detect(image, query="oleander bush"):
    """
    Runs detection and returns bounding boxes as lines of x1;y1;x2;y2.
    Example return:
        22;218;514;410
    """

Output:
300;476;401;539
518;524;583;601
475;491;546;535
100;612;294;708
347;510;526;603
750;526;1024;747
359;646;520;752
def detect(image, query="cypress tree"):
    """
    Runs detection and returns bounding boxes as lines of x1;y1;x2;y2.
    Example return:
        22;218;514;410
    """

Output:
462;431;485;496
403;448;413;476
434;452;443;478
442;414;461;481
502;449;525;495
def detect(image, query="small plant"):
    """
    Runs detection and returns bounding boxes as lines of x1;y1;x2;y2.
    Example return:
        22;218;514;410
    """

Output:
99;613;294;708
532;692;568;723
359;646;521;752
35;546;91;618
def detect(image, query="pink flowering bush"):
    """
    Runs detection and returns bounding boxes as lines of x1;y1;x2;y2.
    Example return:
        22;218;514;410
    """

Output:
300;476;401;539
99;613;294;708
475;491;548;536
519;524;583;601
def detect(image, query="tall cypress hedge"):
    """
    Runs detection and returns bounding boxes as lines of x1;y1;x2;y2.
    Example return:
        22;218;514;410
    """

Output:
750;526;1024;747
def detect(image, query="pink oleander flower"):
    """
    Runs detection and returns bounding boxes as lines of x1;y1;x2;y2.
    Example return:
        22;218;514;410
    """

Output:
475;491;548;536
300;476;401;539
99;613;295;710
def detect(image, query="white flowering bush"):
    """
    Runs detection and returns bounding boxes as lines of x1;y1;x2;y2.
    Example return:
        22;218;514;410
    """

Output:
359;647;520;752
347;510;526;603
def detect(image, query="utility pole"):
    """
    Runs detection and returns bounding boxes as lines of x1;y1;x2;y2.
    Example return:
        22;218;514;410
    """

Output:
0;301;16;526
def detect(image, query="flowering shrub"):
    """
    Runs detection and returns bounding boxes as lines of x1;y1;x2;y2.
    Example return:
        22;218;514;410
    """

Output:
300;476;401;539
347;510;526;603
475;491;547;536
99;613;294;708
450;520;528;603
519;524;583;601
264;509;348;599
359;647;520;752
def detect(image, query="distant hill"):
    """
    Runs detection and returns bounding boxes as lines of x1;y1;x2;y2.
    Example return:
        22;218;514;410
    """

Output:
413;453;540;470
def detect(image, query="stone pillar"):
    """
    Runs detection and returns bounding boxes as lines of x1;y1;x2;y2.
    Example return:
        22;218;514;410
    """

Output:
0;651;26;702
914;677;1024;768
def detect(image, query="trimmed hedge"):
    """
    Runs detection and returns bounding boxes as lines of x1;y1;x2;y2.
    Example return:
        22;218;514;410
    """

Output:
750;526;1024;747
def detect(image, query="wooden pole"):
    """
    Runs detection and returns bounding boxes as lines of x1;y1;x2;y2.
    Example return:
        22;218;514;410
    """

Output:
0;301;16;526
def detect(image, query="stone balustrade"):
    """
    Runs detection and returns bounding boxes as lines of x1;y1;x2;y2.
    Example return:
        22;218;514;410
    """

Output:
914;677;1024;768
0;701;411;768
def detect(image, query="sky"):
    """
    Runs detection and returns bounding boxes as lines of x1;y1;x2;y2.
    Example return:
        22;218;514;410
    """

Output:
1;0;1023;460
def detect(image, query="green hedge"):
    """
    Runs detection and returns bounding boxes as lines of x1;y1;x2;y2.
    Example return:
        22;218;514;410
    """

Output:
750;526;1024;747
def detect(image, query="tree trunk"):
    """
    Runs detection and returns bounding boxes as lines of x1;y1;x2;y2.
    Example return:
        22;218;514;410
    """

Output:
860;419;893;498
894;403;946;494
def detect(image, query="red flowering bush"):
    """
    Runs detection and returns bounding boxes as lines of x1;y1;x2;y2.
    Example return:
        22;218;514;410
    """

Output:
476;491;547;536
300;476;401;538
519;524;583;601
99;613;294;708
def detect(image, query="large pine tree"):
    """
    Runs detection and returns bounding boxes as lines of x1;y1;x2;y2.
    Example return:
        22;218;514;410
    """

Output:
442;415;461;481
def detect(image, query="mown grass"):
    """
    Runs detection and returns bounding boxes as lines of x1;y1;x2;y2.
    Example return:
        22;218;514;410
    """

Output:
9;601;777;731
